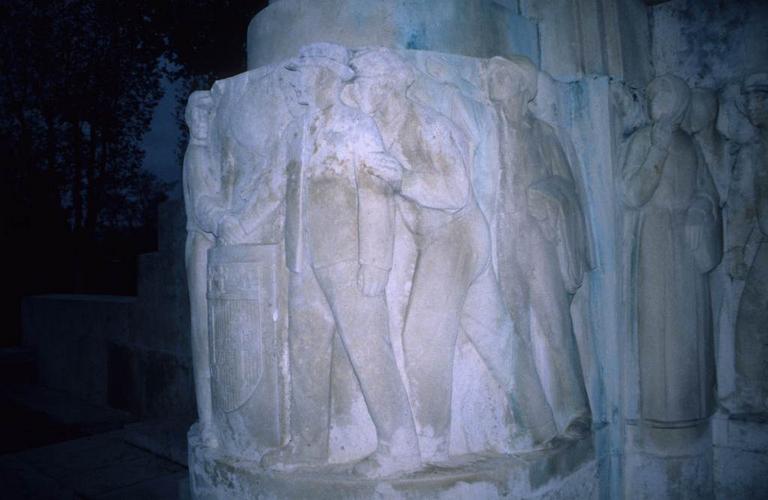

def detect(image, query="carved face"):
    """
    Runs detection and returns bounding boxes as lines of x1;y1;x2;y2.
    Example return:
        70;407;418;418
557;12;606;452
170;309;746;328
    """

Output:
647;76;689;126
190;104;210;141
349;76;394;115
649;84;676;122
487;58;536;106
746;89;768;128
291;65;341;110
278;68;308;117
186;91;212;141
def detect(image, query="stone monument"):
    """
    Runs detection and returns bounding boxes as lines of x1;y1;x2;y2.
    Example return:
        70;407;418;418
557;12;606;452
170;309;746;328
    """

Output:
176;1;768;498
183;0;601;493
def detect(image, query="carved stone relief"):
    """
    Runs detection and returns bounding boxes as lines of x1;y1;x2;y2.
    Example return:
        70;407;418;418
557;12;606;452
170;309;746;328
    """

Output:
732;73;768;414
621;75;722;426
183;43;596;479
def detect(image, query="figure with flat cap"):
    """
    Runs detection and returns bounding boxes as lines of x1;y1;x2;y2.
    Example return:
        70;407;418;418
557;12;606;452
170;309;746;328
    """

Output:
488;55;593;442
260;43;420;478
182;90;222;448
348;49;558;460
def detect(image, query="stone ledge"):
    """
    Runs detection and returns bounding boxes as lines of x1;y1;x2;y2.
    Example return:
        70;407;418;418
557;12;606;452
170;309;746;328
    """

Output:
712;411;768;453
188;425;597;499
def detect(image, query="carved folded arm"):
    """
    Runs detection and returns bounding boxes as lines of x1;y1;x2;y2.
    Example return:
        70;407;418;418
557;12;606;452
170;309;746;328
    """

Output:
195;195;227;234
398;126;470;211
184;144;226;234
687;164;723;273
235;170;285;238
357;170;395;270
528;175;589;292
622;129;667;209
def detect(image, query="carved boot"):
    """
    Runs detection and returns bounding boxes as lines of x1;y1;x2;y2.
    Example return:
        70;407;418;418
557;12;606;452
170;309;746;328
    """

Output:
260;440;328;470
199;423;219;448
352;437;421;478
562;413;592;441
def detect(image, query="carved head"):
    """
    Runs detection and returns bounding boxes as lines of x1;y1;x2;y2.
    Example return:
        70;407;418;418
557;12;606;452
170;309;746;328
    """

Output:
284;43;354;108
277;68;307;118
486;56;538;105
348;49;415;114
646;75;690;126
744;72;768;128
684;87;718;134
185;91;213;141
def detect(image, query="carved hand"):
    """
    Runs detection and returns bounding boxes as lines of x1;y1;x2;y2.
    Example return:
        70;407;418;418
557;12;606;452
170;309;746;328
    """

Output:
527;189;559;242
728;246;749;280
217;214;248;246
651;121;674;151
364;152;403;188
357;264;390;297
685;197;716;251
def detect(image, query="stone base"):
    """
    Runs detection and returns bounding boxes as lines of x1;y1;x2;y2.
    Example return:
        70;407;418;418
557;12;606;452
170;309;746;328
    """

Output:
188;426;597;499
713;411;768;499
624;421;714;500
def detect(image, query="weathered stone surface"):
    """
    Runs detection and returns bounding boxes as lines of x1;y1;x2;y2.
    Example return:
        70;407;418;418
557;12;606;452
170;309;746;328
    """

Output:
713;413;768;500
247;0;539;70
184;41;600;495
650;0;768;89
520;0;652;84
622;75;720;426
188;425;597;500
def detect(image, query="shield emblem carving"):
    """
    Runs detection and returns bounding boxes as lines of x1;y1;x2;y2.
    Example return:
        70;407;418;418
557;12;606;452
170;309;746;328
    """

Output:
207;244;275;413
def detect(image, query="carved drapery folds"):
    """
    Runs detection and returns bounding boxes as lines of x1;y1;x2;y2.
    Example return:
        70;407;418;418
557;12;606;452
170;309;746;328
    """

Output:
622;75;722;427
183;43;595;477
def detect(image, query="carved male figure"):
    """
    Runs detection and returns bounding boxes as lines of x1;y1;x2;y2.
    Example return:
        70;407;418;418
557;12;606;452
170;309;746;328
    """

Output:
734;72;768;414
349;49;557;459
182;90;221;447
488;56;592;440
622;75;721;425
261;44;420;477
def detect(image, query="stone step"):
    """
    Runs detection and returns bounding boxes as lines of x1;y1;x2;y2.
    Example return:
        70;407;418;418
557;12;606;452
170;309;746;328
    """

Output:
1;431;187;499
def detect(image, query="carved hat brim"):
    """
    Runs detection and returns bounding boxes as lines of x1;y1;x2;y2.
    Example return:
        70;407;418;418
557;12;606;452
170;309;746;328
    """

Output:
744;72;768;92
284;56;355;82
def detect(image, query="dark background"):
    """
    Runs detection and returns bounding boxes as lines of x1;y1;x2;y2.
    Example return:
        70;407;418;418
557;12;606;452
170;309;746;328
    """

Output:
0;0;270;347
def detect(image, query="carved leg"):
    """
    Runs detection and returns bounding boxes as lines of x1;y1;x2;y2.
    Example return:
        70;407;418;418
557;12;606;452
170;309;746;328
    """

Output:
185;232;217;447
462;266;558;447
314;261;420;477
735;241;768;413
262;266;335;468
528;240;590;436
401;222;482;462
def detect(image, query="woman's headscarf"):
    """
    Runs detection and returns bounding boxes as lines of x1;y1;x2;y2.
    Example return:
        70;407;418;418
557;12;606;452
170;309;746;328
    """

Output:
647;74;690;125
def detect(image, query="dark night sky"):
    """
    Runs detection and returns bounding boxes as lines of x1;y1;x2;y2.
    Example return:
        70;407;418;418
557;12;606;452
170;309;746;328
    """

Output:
0;1;270;346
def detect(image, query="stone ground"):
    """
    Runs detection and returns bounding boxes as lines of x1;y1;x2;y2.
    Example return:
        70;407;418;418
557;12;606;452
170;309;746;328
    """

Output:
0;360;191;500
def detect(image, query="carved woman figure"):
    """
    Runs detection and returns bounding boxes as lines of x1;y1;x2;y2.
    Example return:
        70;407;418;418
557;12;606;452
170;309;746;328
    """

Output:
622;75;722;425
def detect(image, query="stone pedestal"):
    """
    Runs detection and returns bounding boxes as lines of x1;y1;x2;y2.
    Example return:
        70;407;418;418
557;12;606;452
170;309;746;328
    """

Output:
188;425;597;500
713;412;768;499
624;421;714;500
